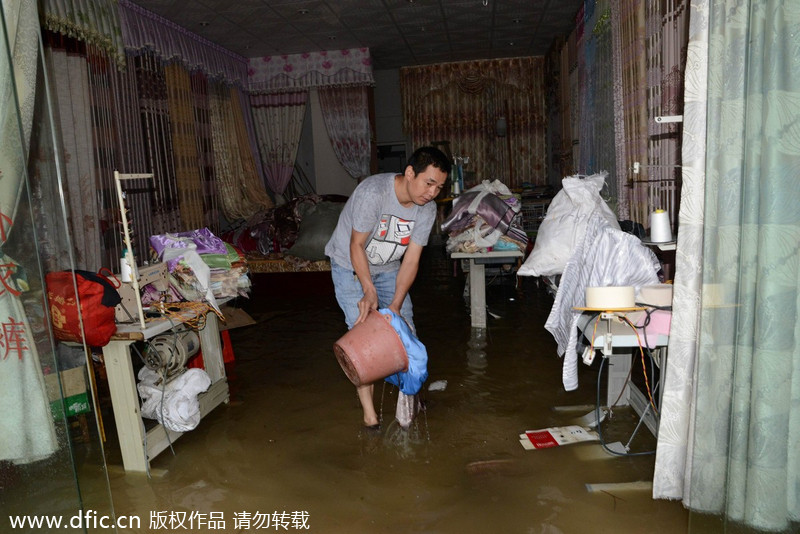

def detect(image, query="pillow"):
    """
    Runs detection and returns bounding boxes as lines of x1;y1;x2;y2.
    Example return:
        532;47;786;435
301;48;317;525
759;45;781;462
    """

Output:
285;201;344;261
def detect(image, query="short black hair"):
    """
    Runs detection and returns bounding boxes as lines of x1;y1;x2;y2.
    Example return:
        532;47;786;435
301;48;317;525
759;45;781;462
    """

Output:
406;146;451;176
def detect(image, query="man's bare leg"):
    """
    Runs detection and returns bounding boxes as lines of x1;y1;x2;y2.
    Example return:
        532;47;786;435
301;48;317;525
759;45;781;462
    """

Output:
357;383;379;426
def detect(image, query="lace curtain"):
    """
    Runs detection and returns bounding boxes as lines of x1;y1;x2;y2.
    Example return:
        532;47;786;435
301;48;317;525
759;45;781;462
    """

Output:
400;57;546;190
318;85;371;181
40;0;125;67
251;92;308;198
118;0;247;85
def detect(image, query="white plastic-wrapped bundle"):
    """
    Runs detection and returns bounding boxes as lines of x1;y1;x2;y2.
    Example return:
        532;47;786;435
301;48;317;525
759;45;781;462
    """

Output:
137;367;211;432
518;172;619;277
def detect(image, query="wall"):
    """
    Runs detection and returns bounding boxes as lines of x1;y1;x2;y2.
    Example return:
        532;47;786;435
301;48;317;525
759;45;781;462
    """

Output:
309;89;357;197
373;69;406;148
295;71;409;197
293;100;316;199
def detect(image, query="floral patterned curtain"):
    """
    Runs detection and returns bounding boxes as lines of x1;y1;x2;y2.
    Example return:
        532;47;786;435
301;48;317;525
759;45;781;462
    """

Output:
318;85;371;181
247;48;374;94
400;57;546;190
655;2;800;531
251;91;308;198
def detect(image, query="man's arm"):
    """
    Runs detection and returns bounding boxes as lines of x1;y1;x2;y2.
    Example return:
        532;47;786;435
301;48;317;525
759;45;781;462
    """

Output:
350;229;378;324
389;241;423;316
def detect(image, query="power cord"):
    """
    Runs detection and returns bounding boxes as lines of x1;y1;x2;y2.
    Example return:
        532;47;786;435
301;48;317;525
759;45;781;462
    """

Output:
595;356;656;457
590;309;666;457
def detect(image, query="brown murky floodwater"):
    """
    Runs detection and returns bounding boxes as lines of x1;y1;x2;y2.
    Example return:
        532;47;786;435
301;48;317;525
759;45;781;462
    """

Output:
97;236;689;533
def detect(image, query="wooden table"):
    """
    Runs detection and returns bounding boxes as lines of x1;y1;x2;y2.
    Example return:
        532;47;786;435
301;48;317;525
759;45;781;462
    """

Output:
102;307;229;473
451;250;524;328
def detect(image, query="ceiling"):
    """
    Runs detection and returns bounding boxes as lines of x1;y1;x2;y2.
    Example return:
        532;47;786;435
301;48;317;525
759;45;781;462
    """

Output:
129;0;582;70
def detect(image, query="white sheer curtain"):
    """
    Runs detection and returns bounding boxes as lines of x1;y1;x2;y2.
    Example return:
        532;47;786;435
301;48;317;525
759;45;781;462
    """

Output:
251;91;308;199
317;85;371;180
43;46;101;270
0;0;58;464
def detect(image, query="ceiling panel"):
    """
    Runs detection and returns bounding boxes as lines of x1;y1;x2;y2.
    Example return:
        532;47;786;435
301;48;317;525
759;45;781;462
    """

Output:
129;0;582;69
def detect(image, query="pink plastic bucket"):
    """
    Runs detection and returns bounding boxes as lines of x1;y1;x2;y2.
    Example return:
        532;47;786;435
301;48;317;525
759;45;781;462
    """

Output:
333;310;409;386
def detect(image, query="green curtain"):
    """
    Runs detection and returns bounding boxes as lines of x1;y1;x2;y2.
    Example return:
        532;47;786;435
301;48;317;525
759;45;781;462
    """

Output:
689;1;800;531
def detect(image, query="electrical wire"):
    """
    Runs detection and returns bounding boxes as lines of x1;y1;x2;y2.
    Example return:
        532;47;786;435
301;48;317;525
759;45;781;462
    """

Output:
595;356;656;457
589;310;669;457
588;312;632;409
619;315;657;415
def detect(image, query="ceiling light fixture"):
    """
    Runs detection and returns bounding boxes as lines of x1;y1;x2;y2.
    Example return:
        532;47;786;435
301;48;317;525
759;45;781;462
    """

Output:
297;8;309;15
199;21;209;27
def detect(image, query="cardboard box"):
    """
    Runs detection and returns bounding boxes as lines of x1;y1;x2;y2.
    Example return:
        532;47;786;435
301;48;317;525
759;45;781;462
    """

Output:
44;366;91;418
219;304;256;331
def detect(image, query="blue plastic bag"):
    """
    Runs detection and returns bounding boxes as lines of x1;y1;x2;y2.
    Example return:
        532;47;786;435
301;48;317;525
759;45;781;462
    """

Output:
380;309;428;395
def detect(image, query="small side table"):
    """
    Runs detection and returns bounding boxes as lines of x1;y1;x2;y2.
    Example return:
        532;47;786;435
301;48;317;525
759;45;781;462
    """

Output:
102;307;229;473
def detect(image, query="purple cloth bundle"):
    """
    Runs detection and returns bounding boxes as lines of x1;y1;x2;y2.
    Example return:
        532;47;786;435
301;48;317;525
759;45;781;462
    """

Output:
150;227;227;270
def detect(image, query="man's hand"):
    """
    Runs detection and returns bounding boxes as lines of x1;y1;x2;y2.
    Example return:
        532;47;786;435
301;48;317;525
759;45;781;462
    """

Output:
355;286;378;324
350;229;377;325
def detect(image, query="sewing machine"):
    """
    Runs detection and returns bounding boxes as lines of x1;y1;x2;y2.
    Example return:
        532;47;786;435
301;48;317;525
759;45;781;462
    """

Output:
115;262;168;323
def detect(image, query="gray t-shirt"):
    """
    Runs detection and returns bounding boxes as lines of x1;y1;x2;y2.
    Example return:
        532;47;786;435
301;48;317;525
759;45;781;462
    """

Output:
325;173;436;273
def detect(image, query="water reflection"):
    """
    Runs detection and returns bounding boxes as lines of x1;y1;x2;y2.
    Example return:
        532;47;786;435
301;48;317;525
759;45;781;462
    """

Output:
465;327;488;376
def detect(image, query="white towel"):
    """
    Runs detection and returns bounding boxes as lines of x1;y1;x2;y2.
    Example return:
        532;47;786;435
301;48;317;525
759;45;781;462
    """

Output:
545;211;661;391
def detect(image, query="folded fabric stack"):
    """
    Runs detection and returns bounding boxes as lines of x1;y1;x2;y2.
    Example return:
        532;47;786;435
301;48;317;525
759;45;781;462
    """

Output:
149;228;251;304
205;243;251;299
440;180;528;254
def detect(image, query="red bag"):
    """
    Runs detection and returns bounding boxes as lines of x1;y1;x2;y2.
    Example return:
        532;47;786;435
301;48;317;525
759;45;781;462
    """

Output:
45;270;122;347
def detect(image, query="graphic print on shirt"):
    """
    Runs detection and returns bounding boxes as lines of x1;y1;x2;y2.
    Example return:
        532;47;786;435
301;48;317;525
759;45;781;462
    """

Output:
365;214;414;265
